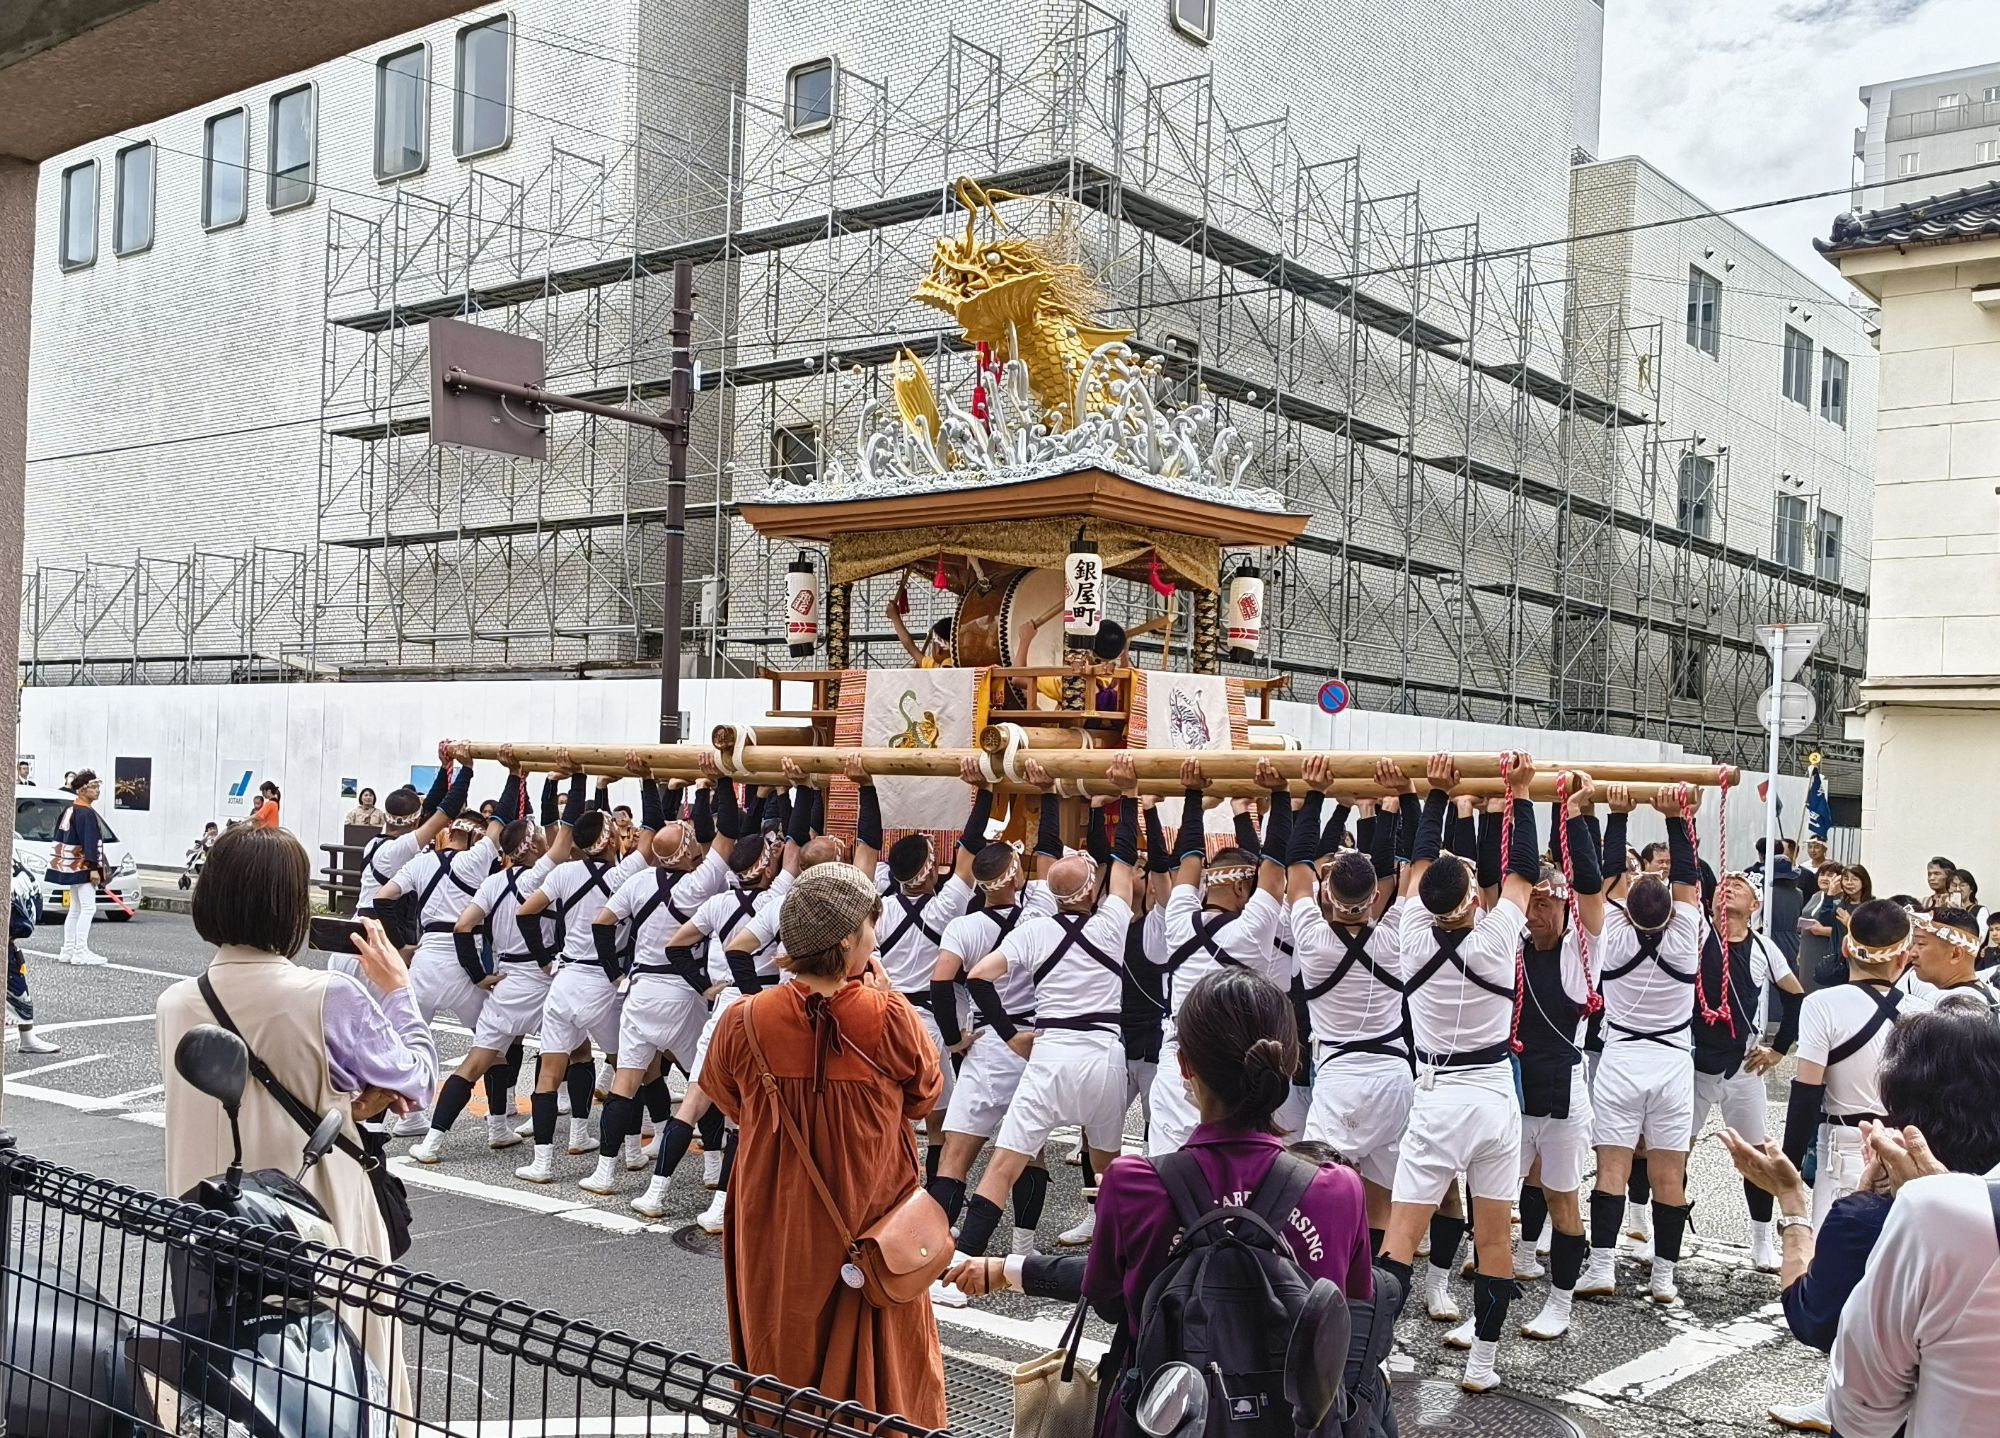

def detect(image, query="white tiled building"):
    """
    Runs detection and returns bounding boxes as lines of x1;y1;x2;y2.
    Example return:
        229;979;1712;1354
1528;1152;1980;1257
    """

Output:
1854;61;2000;211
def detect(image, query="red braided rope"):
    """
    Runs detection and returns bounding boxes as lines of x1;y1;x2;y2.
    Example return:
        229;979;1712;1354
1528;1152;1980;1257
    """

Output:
436;739;454;787
1500;753;1527;1055
1682;779;1736;1036
1556;771;1605;1017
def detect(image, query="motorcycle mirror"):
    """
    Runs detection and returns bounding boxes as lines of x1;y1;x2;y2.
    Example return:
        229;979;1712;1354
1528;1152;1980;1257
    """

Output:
301;1109;345;1171
1135;1362;1207;1438
175;1025;249;1112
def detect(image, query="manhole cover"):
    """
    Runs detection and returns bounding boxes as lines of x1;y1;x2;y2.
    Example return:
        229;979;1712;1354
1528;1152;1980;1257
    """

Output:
670;1224;722;1258
1392;1380;1592;1436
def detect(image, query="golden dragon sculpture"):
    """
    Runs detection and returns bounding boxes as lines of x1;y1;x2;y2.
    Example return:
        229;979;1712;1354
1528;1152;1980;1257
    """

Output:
895;178;1132;444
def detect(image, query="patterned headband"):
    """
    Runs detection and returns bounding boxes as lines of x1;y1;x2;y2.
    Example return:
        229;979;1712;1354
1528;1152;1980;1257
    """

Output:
1050;853;1099;905
657;821;695;868
1908;909;1980;954
976;848;1023;893
1200;864;1258;898
900;836;938;893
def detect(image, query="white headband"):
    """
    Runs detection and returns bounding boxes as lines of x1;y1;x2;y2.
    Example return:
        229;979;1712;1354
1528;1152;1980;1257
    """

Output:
1200;864;1257;899
1908;910;1980;954
1051;853;1100;906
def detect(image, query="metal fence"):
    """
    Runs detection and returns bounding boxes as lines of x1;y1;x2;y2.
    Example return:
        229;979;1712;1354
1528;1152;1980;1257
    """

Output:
0;1150;949;1438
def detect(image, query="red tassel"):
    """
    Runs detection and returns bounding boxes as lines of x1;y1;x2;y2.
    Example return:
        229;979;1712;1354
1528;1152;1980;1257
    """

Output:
1147;550;1176;599
972;341;991;424
933;552;948;590
894;579;910;616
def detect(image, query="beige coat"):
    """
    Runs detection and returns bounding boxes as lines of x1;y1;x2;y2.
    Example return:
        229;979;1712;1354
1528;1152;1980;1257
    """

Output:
156;945;409;1426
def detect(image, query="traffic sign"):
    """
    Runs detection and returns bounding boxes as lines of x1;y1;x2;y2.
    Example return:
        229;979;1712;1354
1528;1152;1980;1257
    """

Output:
1757;682;1816;737
1755;623;1823;683
1317;679;1351;715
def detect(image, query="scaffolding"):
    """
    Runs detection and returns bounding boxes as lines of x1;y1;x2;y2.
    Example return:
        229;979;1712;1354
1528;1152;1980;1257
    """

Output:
20;1;1868;779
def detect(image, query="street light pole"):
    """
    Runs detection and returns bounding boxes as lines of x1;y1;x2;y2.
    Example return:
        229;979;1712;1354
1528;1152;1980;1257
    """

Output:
1761;625;1785;936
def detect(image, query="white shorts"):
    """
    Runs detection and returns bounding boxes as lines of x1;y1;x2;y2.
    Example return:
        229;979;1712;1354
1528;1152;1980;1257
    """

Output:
1814;1122;1866;1227
996;1029;1128;1157
943;1029;1028;1139
1591;1043;1695;1152
409;945;488;1030
915;1004;956;1116
1391;1067;1522;1206
1146;1035;1200;1157
540;965;624;1057
1691;1066;1768;1148
1519;1066;1594;1193
691;986;745;1086
1303;1053;1414;1191
617;977;710;1075
471;960;552;1050
1126;1059;1158;1127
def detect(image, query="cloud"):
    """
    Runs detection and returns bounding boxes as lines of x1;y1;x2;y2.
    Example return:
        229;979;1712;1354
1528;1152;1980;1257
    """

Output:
1776;0;1937;26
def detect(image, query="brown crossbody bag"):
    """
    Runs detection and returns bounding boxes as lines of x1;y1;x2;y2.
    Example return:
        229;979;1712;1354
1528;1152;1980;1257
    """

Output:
740;998;953;1308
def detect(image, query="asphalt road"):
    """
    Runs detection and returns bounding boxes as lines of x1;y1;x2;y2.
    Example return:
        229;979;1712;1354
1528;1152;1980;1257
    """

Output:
1;911;1831;1437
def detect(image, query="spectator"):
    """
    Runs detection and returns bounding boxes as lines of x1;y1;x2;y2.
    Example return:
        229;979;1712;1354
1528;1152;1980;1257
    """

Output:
46;769;106;966
155;824;434;1415
947;968;1373;1435
14;759;27;785
887;598;954;668
1948;870;1986;931
9;852;55;1053
1762;847;1805;971
1799;837;1828;890
478;799;499;820
345;787;386;830
1919;855;1955;912
700;862;945;1427
1725;1005;2000;1434
1797;863;1846;992
60;771;75;792
1981;915;2000;974
253;781;282;831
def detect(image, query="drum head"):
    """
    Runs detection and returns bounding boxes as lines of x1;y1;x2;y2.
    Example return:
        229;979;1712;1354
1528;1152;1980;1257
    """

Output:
1001;568;1067;668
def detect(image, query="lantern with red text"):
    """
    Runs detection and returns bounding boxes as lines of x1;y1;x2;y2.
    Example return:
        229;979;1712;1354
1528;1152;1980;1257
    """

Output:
1064;533;1103;639
785;555;820;657
1226;563;1264;662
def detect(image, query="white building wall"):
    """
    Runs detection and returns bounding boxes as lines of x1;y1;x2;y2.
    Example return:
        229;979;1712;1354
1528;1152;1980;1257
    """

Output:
1856;61;2000;211
18;676;1783;873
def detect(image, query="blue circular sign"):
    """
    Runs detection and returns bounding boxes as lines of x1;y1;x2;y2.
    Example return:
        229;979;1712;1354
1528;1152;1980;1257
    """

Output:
1317;679;1351;714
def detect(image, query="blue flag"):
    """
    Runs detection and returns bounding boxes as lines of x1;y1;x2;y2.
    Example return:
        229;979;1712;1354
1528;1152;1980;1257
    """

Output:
1805;766;1833;840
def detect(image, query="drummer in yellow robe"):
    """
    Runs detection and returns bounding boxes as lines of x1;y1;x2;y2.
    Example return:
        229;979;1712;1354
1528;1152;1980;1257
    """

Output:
1018;604;1176;706
888;599;955;668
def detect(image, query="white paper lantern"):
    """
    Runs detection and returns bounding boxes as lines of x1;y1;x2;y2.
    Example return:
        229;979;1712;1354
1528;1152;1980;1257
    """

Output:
1226;564;1264;661
1064;536;1103;639
785;556;819;657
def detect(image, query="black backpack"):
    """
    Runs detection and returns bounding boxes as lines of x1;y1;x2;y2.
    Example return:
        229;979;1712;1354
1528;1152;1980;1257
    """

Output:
1126;1152;1352;1438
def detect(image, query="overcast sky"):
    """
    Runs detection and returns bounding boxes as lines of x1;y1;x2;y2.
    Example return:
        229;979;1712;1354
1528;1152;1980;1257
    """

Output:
1597;0;2000;290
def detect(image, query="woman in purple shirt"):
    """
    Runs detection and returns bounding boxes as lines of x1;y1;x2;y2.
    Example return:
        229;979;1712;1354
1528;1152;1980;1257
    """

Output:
948;968;1372;1434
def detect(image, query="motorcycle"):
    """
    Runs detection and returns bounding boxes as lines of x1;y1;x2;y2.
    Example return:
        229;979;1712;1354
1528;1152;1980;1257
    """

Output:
3;1025;387;1438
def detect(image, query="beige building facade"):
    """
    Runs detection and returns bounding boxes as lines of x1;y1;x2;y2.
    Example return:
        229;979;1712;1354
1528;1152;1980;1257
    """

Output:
1823;186;2000;891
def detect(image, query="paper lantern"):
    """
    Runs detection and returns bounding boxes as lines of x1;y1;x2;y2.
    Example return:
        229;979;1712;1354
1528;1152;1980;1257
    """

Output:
1064;534;1103;639
786;555;820;657
1226;564;1264;661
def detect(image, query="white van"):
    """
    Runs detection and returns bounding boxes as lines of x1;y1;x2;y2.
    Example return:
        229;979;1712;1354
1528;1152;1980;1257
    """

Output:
13;787;142;920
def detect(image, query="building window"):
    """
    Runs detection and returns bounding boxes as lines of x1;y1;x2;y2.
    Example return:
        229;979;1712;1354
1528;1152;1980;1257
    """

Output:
1938;92;1967;109
1781;326;1814;406
1685;266;1721;356
1986;86;2000;103
267;84;316;212
202;107;248;230
1669;633;1706;703
786;59;835;134
1900;151;1921;176
58;160;96;270
376;44;429;179
1979;139;1997;165
1775;494;1810;571
770;425;819;485
1159;332;1200;407
112;142;153;256
1675;453;1715;538
1171;0;1216;42
1820;350;1849;427
454;16;513;159
1816;509;1844;584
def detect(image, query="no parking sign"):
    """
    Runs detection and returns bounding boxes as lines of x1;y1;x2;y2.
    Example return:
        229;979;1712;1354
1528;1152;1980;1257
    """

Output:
1316;679;1351;715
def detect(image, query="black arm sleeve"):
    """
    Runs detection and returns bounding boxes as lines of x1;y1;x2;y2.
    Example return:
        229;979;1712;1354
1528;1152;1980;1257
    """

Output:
539;776;559;827
1113;798;1139;867
591;780;610;814
1395;795;1421;863
560;774;589;828
665;944;708;994
639;779;665;834
1412;790;1450;864
1036;794;1064;861
662;784;686;831
856;785;884;851
1145;807;1172;874
591;922;624;983
930;981;964;1046
1566;816;1604;895
1174;789;1207;860
1261;796;1291;867
967;978;1018;1042
786;786;814;847
1771;985;1803;1056
744;788;768;833
713;780;743;841
1086;805;1111;865
1667;814;1699;886
1782;1079;1827;1169
1289;792;1326;868
1321;804;1350;860
440;763;474;820
494;774;523;824
804;785;825;838
727;946;767;995
1601;812;1628;877
1369;809;1399;879
420;763;451;819
453;930;488;987
1446;810;1476;859
1583;814;1602;859
1233;810;1261;856
1506;798;1539;884
761;787;792;836
691;787;715;845
1476;808;1504;890
521;912;553;965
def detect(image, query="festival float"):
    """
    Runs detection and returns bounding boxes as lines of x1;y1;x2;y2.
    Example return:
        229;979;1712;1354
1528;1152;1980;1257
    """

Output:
468;180;1737;823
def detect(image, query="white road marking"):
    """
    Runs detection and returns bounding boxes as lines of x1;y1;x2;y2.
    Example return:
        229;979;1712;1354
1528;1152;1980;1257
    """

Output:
22;949;189;982
15;1013;158;1036
1562;1299;1789;1402
97;1082;166;1106
8;1053;109;1081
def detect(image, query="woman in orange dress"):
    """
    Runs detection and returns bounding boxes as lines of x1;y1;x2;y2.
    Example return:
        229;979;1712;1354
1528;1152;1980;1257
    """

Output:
702;863;947;1428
